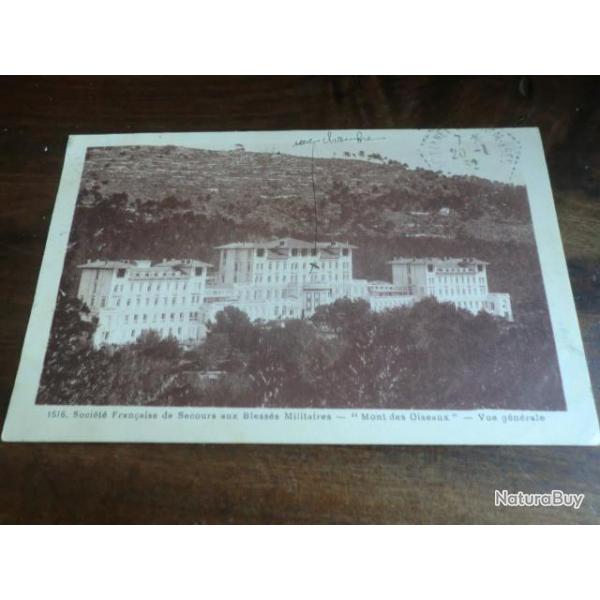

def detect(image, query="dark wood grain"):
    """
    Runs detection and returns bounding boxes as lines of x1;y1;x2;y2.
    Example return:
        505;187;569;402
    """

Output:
1;76;599;524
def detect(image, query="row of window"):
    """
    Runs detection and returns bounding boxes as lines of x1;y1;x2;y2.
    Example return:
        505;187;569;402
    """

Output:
451;300;506;313
121;311;201;324
128;326;186;339
456;300;484;311
116;267;204;279
88;294;204;309
88;279;364;308
244;305;299;319
253;259;349;271
112;280;204;294
432;286;488;298
101;325;201;342
427;275;486;285
253;273;351;284
252;248;350;258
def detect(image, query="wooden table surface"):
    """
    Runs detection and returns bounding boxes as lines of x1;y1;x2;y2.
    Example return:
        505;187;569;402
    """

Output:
1;76;599;524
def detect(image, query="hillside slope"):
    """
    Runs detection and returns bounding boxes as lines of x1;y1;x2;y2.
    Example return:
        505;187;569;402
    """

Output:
66;145;543;315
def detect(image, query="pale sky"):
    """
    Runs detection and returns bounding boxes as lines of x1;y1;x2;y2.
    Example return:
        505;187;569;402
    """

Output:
86;129;528;185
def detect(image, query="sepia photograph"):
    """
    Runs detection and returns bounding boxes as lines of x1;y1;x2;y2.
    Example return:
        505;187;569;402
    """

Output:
35;131;564;412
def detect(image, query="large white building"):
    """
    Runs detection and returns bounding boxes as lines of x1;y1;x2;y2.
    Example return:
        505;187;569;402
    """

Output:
76;238;512;348
388;257;513;320
206;238;367;322
76;258;210;347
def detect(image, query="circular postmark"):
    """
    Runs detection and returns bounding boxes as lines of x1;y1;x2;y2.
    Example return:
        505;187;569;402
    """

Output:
419;129;522;182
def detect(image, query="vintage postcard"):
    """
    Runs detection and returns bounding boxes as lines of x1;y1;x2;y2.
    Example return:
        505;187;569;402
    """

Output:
2;129;598;444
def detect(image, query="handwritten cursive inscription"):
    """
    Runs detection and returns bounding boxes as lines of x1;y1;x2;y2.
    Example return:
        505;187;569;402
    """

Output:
293;130;386;148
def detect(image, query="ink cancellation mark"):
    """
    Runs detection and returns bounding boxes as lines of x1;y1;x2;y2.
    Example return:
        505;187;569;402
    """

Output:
419;129;522;182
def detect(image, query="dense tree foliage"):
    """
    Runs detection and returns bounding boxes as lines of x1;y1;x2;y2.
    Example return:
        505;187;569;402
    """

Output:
37;295;98;404
37;300;565;411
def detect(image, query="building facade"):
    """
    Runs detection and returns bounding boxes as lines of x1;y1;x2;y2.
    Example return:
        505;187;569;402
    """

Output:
208;238;366;322
77;258;210;347
76;238;513;348
388;257;513;320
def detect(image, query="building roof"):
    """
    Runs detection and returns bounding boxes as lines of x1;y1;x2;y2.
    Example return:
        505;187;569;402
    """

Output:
387;257;489;267
153;259;212;268
78;258;212;269
77;260;135;269
214;237;357;250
